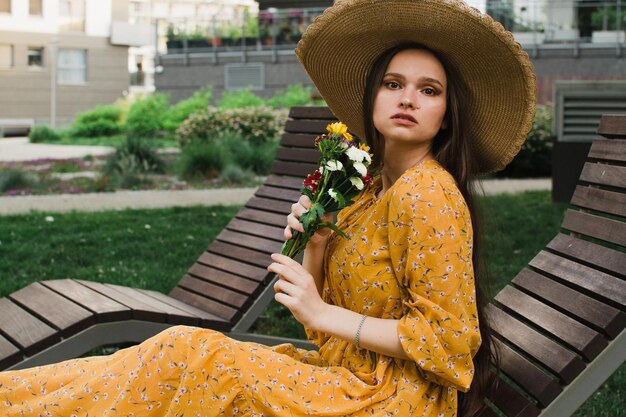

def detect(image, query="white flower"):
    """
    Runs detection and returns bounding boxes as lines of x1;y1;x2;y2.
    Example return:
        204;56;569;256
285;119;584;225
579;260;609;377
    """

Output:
45;216;54;222
319;166;324;174
345;146;365;162
349;177;364;190
353;161;367;177
325;160;343;171
328;188;339;202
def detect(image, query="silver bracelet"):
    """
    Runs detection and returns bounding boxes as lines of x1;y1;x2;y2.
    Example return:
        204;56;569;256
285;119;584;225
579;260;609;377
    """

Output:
355;314;367;349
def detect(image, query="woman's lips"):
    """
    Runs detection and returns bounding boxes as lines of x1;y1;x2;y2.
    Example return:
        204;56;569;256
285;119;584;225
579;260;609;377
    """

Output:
391;117;417;126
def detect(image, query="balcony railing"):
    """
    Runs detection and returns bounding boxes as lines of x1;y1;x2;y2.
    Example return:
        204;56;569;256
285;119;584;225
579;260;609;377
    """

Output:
158;2;625;57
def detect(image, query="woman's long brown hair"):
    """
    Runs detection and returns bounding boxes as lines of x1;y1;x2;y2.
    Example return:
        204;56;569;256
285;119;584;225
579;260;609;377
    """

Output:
361;43;498;417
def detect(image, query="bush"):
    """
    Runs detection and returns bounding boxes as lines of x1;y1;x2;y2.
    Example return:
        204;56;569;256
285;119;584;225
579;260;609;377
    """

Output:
0;169;38;193
175;106;288;147
71;105;123;138
104;136;165;176
217;87;266;110
164;86;213;132
177;140;231;180
219;164;254;185
126;94;169;138
497;105;554;178
222;133;279;175
268;84;314;109
29;126;61;143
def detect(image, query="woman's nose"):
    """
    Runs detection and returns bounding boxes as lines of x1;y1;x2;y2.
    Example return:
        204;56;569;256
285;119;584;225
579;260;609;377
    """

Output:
399;91;418;109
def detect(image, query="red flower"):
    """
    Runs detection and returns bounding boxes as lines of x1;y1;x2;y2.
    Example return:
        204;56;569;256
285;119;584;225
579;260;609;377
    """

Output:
303;169;322;193
363;174;373;187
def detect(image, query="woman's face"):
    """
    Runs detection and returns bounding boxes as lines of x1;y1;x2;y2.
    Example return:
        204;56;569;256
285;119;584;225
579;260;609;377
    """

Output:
372;48;448;150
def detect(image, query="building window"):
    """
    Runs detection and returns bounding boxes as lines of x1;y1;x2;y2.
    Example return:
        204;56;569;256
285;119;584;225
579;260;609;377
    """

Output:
58;49;87;84
30;0;43;16
0;0;10;14
225;63;264;91
28;47;44;68
59;0;85;32
0;44;13;69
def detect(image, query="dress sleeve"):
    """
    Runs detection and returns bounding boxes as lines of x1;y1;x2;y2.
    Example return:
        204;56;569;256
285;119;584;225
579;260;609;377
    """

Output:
388;168;482;393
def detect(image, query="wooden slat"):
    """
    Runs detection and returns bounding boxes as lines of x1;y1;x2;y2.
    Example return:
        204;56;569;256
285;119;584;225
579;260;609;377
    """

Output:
209;241;272;269
588;138;626;162
288;106;336;119
579;163;626;189
227;218;285;242
546;233;626;278
216;229;283;254
77;281;169;323
562;209;626;247
9;283;95;337
529;251;626;309
271;160;319;177
512;268;625;338
571;185;626;217
236;207;289;228
255;185;302;202
188;262;261;294
246;196;292;215
276;147;320;163
196;252;268;282
488;372;541;417
0;335;22;370
597;115;626;137
495;286;606;360
280;133;319;148
486;304;585;383
263;175;304;190
41;279;132;322
168;287;236;328
178;275;249;309
285;119;332;134
493;338;562;407
0;298;59;355
135;288;229;328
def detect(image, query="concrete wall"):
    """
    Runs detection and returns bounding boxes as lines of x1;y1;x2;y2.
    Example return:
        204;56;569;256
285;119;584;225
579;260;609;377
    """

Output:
155;46;626;106
0;31;129;127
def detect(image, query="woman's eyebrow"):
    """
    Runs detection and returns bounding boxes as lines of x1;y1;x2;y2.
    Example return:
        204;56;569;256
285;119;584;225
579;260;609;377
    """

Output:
383;72;444;87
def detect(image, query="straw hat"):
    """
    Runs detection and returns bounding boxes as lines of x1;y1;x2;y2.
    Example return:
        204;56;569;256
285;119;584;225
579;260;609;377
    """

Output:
295;0;536;174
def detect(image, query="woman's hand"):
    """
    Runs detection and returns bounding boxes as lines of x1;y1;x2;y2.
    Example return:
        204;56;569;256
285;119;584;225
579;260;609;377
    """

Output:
267;253;329;330
285;195;334;246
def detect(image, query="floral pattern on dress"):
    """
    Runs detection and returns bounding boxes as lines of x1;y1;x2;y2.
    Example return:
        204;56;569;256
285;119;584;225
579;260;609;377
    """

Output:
0;159;480;417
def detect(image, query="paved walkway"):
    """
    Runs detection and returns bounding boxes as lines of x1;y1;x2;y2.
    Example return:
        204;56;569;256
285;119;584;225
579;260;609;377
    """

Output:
0;137;552;215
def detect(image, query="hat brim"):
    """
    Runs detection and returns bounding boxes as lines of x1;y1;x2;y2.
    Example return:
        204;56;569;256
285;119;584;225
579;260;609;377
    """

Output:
295;0;536;173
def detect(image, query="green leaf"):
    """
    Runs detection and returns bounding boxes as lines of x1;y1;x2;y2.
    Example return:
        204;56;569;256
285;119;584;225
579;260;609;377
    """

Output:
318;221;349;240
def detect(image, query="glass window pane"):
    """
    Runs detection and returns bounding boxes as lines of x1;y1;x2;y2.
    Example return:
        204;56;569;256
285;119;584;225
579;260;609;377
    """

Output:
0;44;12;68
0;0;10;14
28;47;44;67
58;49;87;84
30;0;43;15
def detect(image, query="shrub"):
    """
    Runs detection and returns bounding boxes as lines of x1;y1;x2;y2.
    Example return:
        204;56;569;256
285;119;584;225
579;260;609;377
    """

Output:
164;86;213;132
175;106;287;147
71;105;123;138
0;169;38;193
104;136;165;175
177;141;231;180
29;126;61;143
497;105;554;178
219;164;254;185
268;84;314;109
222;133;279;175
126;94;169;137
217;87;266;110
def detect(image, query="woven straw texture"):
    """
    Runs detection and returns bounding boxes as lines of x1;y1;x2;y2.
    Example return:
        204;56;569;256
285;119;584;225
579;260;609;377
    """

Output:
295;0;536;173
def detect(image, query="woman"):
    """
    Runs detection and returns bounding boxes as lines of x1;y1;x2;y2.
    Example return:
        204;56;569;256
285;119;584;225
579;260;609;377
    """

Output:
0;1;535;416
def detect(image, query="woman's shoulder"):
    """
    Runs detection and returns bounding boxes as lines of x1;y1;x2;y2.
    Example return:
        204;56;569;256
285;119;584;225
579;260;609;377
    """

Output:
392;159;460;199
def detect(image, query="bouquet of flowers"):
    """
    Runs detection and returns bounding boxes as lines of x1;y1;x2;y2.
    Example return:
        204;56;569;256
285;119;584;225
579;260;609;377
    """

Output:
281;122;374;258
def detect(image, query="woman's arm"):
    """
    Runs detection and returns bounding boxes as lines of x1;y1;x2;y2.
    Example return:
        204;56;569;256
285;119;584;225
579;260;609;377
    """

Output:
268;253;410;361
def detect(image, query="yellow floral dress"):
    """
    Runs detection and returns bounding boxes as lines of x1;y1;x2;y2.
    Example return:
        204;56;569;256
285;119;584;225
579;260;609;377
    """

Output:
0;159;481;417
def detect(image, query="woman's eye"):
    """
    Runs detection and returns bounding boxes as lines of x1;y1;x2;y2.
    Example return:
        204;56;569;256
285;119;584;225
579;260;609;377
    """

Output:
385;81;400;89
423;87;437;95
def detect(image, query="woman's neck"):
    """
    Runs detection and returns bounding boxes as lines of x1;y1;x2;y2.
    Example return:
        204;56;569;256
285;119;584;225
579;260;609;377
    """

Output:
377;145;433;198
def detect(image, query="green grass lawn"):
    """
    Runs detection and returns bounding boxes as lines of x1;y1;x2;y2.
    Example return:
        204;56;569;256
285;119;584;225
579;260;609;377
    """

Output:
0;191;622;416
44;134;178;148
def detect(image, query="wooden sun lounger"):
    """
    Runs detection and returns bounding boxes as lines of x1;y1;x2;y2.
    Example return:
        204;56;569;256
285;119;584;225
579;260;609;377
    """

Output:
0;108;623;417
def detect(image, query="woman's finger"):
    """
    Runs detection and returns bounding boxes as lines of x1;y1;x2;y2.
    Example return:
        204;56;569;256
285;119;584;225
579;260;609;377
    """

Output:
273;277;298;296
287;213;305;233
298;194;312;209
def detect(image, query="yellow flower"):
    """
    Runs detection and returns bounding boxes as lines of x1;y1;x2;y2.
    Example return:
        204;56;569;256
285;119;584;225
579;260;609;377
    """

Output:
359;143;371;153
326;122;353;142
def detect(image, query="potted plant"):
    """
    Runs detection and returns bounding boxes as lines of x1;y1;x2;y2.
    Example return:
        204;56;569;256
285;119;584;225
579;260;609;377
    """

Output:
187;30;210;49
591;6;626;43
166;25;183;51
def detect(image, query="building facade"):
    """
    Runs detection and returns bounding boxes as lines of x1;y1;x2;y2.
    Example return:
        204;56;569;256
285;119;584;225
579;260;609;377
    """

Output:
0;0;147;127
